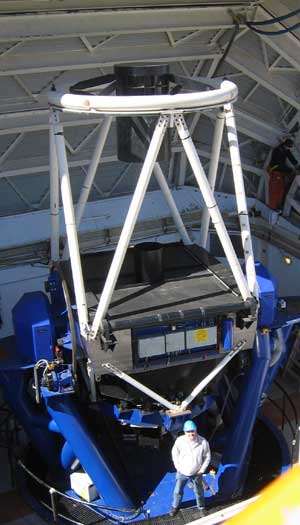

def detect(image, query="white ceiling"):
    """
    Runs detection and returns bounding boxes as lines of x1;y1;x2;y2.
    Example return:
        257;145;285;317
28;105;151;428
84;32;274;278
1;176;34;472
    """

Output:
1;0;300;216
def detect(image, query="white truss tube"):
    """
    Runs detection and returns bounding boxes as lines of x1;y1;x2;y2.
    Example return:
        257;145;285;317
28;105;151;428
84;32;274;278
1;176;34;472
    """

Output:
199;111;225;249
102;341;245;414
62;116;113;260
102;363;177;412
49;117;60;262
224;103;258;300
175;114;251;302
51;111;89;334
180;340;246;411
48;80;238;116
90;115;169;338
153;163;192;245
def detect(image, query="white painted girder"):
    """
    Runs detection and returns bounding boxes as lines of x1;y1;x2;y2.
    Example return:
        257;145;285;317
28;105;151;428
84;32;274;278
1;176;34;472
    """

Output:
0;156;118;179
0;111;101;135
0;142;264;182
0;7;240;42
226;44;300;109
0;0;256;13
0;43;220;76
252;4;300;74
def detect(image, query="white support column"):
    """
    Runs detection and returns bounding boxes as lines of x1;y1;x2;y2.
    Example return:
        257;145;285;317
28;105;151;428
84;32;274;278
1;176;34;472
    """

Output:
62;116;113;260
91;115;169;339
224;102;258;300
49;113;60;262
199;110;225;249
175;114;251;302
177;113;201;187
52;110;89;335
153;163;192;245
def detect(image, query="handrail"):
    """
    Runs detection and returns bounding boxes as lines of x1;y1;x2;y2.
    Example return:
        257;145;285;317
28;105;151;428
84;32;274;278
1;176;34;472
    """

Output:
48;80;238;115
265;392;297;461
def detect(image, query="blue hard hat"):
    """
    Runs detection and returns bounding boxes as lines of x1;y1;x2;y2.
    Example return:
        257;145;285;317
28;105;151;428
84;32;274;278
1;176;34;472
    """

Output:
183;420;197;432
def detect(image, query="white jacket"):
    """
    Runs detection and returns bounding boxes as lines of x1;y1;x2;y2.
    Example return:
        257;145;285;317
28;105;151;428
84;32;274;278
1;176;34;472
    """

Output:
172;434;211;477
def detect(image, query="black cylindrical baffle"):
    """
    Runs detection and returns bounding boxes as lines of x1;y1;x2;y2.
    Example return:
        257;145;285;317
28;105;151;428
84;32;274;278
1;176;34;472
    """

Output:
114;64;171;162
135;242;164;284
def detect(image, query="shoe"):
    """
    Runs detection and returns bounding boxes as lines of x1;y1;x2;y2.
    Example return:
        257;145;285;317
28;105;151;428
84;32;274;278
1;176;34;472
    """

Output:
169;507;179;517
197;508;206;518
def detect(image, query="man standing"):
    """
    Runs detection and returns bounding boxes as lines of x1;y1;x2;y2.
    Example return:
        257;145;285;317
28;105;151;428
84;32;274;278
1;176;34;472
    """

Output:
170;420;211;518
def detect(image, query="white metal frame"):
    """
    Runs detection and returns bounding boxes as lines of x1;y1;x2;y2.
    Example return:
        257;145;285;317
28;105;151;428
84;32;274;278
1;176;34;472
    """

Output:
48;79;257;345
102;340;245;413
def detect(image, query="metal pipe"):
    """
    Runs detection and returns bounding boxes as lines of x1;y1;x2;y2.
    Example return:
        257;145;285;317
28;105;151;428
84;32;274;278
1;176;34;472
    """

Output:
61;441;76;470
224;102;258;300
50;488;58;525
102;363;177;412
33;364;41;404
174;114;251;302
49;115;60;262
153;162;192;245
91;115;169;338
52;110;89;335
180;340;246;410
199;111;225;248
48;80;238;115
45;395;135;511
62;116;113;259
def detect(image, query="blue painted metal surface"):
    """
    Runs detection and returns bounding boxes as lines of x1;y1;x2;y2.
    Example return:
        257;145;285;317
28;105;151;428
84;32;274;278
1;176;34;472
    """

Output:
45;394;136;513
221;318;233;350
219;330;271;496
12;292;55;362
47;269;67;319
255;262;277;327
61;442;77;470
101;395;215;431
40;365;74;397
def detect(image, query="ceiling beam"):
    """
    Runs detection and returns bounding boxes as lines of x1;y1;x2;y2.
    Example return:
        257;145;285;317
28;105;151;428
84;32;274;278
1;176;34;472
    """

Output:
0;7;238;42
0;43;219;76
0;0;257;13
226;45;300;109
247;3;300;72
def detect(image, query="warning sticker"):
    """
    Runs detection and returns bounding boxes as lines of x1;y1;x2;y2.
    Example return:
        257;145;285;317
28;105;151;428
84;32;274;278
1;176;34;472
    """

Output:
194;328;208;342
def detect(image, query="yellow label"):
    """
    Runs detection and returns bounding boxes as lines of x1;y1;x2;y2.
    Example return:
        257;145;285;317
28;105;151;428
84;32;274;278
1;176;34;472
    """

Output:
194;328;208;342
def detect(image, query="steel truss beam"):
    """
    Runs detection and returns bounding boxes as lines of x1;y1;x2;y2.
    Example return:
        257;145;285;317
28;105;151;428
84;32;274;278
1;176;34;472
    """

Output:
0;44;220;77
0;7;240;41
226;45;300;110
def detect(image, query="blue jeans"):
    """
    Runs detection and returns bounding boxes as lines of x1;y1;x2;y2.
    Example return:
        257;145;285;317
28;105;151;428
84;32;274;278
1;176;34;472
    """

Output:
172;472;205;510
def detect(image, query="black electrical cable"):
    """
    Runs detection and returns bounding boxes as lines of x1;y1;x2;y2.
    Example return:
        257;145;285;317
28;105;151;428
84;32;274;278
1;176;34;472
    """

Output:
246;6;300;36
246;21;300;36
213;21;240;78
248;7;300;27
